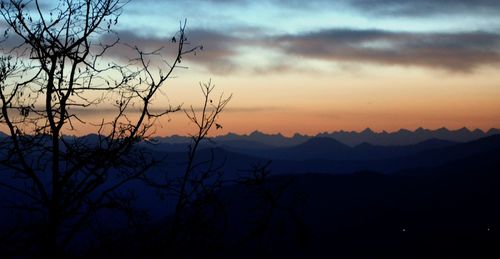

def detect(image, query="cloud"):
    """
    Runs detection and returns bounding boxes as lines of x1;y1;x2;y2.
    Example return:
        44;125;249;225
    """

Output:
182;29;243;74
279;0;500;17
101;28;242;75
273;29;500;72
346;0;500;17
69;106;278;117
2;1;499;75
133;0;500;17
100;27;500;74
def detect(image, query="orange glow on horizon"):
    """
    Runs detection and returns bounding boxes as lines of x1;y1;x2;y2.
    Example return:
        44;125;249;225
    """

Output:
1;65;499;137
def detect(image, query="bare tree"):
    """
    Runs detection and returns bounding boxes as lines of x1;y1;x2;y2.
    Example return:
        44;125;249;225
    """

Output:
139;80;231;257
0;0;200;257
172;80;231;235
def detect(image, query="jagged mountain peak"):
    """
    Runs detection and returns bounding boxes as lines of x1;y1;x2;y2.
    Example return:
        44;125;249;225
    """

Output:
361;127;374;134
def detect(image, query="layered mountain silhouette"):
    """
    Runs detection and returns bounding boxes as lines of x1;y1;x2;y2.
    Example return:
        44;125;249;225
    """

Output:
231;137;457;161
85;133;500;258
1;130;500;258
155;127;500;147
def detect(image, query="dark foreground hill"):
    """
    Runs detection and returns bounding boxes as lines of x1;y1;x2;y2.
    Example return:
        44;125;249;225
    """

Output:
209;147;500;259
73;139;500;259
1;134;500;258
231;137;457;161
154;134;500;176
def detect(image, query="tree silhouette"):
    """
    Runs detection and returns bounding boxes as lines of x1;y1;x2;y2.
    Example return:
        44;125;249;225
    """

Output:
0;0;200;257
171;80;231;238
138;80;232;257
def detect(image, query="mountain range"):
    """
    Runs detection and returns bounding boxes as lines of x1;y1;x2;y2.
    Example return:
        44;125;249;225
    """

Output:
148;133;500;178
155;127;500;147
2;129;500;257
100;133;500;258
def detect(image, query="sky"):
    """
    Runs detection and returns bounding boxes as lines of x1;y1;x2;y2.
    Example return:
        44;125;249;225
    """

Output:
5;0;500;136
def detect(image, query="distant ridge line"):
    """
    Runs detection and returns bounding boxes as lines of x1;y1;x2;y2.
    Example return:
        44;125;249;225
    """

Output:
155;127;500;147
1;127;498;147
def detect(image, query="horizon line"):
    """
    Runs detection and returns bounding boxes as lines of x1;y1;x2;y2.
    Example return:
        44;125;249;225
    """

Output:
1;126;499;138
161;126;500;138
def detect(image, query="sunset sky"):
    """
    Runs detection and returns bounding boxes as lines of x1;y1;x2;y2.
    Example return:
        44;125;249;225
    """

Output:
13;0;500;136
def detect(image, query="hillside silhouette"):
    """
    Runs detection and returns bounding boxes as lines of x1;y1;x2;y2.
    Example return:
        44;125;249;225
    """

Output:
156;127;500;147
1;132;500;258
144;132;500;176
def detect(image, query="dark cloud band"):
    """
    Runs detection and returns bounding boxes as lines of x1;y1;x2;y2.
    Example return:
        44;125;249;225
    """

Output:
133;0;500;17
275;29;500;72
347;0;500;16
100;29;241;74
105;27;500;73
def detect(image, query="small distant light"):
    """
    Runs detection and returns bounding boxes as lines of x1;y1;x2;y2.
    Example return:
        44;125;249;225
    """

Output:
402;228;406;232
487;227;491;232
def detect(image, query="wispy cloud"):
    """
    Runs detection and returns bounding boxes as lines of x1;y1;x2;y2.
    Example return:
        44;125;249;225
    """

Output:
101;28;243;75
133;0;500;17
68;106;279;117
106;27;500;74
345;0;500;17
5;23;500;74
274;29;500;72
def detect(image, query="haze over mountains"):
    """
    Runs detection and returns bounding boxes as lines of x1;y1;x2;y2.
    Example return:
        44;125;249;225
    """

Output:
103;133;500;257
2;127;498;175
2;128;500;258
155;127;500;147
148;128;500;177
